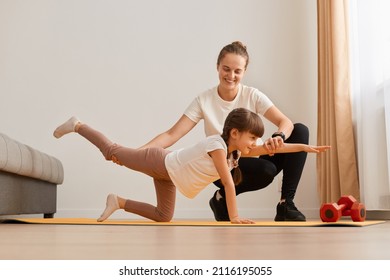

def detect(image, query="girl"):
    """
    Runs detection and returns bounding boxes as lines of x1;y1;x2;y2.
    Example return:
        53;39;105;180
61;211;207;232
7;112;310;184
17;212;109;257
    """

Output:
53;108;329;224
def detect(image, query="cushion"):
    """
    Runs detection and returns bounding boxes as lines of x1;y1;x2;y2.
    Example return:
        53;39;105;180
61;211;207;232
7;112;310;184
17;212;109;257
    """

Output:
0;133;63;185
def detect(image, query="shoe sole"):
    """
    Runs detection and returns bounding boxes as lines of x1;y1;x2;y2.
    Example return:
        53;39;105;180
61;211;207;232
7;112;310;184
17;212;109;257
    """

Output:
274;215;306;222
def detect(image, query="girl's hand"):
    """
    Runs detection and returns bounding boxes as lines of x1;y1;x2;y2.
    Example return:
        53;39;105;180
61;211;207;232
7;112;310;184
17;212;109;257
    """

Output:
230;217;255;224
304;145;331;153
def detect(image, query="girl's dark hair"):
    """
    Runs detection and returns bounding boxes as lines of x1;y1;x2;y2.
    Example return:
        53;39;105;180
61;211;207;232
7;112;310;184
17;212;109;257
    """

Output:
217;41;250;69
221;108;264;185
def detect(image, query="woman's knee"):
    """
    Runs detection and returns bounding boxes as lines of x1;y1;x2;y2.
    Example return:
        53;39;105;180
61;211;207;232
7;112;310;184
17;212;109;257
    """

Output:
289;123;309;144
238;159;277;189
262;162;278;183
241;158;277;177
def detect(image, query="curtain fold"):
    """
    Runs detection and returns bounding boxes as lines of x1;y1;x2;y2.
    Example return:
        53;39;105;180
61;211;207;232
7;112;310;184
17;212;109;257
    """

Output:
317;0;360;203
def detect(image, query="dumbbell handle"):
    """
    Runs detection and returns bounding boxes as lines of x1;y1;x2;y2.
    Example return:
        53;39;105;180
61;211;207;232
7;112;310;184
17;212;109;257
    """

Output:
337;203;350;215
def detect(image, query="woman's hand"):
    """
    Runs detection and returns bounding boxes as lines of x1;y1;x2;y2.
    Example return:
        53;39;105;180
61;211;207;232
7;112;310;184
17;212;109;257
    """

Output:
230;217;255;224
263;136;284;156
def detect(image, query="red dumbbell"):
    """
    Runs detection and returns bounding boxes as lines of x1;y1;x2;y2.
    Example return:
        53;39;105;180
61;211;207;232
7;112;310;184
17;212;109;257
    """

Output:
320;195;366;222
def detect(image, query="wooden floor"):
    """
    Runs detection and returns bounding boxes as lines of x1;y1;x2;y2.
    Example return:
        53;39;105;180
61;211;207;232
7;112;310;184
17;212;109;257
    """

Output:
1;220;390;260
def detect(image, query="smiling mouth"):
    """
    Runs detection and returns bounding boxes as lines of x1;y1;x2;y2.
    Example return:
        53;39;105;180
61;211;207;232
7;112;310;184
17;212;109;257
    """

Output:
225;78;235;83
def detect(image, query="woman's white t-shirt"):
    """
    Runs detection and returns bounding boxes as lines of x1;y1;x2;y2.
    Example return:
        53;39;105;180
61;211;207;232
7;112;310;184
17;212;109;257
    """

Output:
165;135;237;199
184;84;274;136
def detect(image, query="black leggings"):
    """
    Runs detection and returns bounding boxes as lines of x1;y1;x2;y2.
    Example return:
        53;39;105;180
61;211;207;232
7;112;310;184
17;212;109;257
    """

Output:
214;123;309;202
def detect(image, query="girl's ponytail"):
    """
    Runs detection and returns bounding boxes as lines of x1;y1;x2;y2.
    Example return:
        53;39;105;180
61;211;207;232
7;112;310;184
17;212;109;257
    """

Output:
232;150;242;185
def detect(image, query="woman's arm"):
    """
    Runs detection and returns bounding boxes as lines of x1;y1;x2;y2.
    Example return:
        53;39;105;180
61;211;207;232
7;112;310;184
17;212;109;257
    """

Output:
209;149;254;224
263;106;294;138
243;143;331;157
262;106;294;154
139;115;197;149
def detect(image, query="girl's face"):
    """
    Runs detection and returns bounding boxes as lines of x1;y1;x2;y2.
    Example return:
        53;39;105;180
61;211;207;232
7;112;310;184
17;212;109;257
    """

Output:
233;131;258;154
217;53;246;92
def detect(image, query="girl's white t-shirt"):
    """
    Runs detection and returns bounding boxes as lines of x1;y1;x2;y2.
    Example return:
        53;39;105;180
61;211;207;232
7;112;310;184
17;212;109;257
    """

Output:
165;135;237;199
184;84;274;136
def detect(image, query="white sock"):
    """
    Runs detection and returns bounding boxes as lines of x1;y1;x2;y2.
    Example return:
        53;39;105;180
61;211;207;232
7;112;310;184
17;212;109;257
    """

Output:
53;116;80;138
97;193;120;222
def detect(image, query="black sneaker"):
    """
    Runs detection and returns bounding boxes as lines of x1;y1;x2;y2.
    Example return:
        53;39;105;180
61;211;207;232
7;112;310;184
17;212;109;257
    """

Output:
209;191;230;221
274;201;306;221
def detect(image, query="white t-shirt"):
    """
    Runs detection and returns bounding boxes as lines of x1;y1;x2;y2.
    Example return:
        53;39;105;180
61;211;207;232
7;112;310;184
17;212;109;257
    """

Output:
165;135;238;199
184;84;274;136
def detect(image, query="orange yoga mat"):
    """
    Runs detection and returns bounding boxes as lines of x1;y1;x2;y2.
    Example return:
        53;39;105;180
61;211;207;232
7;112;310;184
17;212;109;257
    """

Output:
0;218;385;227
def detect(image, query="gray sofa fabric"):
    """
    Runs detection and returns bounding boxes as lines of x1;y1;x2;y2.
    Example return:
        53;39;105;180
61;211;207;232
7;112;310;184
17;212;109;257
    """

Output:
0;132;64;217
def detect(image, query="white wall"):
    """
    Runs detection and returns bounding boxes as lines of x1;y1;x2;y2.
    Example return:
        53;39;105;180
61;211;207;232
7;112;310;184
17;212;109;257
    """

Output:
0;0;318;219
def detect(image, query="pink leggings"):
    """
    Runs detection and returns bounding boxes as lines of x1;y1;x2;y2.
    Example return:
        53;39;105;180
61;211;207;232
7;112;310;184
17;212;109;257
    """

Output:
78;124;176;222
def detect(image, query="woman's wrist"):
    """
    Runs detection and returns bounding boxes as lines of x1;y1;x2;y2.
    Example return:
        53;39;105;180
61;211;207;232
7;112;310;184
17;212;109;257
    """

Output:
272;131;285;141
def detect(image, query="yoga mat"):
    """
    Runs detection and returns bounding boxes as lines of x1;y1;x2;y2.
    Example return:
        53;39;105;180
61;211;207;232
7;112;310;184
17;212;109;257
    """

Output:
0;218;385;227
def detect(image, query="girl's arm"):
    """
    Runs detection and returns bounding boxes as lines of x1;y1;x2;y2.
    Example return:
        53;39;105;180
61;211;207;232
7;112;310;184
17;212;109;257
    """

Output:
243;143;331;157
209;149;254;224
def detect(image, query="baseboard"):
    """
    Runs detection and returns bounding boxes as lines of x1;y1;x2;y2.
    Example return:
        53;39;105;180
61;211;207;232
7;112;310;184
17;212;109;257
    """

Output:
366;210;390;220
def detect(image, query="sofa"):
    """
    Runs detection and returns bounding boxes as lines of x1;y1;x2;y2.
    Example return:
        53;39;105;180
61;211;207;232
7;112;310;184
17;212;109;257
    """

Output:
0;132;64;218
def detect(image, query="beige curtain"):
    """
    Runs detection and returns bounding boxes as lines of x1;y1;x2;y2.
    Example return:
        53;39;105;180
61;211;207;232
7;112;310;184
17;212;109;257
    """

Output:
317;0;360;203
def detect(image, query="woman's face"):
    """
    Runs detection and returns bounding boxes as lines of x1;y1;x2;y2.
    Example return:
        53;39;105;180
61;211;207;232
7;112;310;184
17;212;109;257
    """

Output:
217;53;247;92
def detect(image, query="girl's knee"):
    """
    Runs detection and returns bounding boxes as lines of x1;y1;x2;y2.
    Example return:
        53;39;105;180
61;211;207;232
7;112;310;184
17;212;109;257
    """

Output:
155;210;174;222
156;216;172;222
111;155;123;166
102;144;123;165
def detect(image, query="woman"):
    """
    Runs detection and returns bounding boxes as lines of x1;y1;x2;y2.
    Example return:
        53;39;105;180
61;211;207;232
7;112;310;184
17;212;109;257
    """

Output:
141;41;310;222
